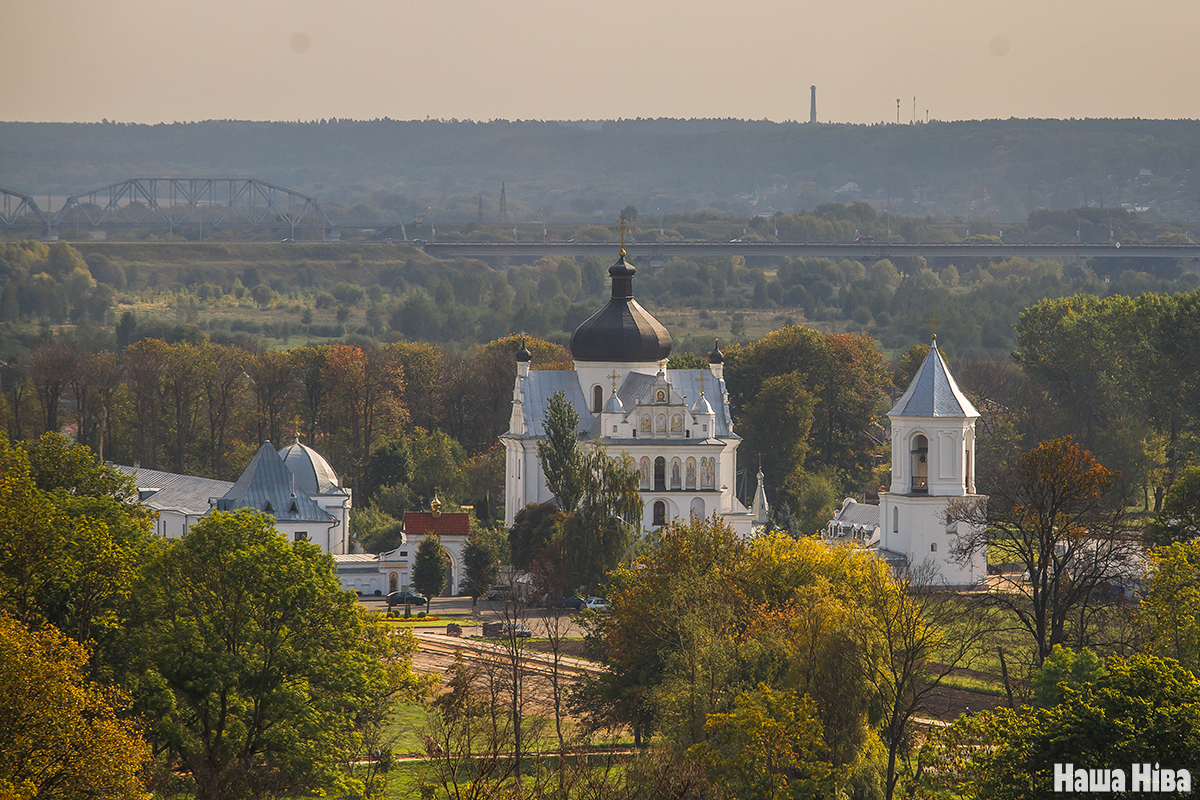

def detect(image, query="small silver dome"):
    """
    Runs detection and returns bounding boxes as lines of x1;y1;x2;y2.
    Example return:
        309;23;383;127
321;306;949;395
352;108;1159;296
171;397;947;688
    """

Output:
278;438;341;495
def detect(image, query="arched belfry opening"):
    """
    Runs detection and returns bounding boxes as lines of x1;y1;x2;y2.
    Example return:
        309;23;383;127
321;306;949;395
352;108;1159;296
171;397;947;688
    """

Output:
911;434;929;493
593;385;603;413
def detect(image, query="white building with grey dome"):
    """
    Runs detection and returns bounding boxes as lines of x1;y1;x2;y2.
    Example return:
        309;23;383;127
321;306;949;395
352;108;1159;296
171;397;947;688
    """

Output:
502;248;753;536
117;437;352;554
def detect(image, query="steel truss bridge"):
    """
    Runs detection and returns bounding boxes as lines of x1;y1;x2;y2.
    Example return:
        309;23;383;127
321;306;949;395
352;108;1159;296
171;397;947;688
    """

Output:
1;178;337;240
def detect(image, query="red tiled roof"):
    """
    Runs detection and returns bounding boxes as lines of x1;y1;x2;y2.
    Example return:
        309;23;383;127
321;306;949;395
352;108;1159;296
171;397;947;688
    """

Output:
404;511;470;538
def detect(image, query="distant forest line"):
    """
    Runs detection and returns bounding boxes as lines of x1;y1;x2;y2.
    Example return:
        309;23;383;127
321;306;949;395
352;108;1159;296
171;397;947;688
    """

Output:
4;117;1200;224
2;198;1198;367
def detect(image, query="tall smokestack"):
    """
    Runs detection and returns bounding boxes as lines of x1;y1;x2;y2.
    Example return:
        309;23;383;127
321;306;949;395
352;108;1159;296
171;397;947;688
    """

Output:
810;85;817;124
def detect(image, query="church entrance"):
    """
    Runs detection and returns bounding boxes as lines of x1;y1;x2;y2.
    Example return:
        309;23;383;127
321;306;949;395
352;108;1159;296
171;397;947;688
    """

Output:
654;457;666;491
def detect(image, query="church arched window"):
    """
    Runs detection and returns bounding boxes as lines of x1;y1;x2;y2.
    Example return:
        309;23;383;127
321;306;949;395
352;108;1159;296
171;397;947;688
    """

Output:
910;434;929;493
593;385;603;413
654;457;666;491
653;501;666;527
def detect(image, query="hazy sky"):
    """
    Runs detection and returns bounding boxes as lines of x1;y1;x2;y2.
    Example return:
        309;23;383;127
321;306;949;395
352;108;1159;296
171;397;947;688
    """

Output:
3;0;1197;124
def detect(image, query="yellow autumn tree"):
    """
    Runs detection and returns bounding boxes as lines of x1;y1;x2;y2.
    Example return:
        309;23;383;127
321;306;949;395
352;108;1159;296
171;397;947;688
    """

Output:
0;614;149;800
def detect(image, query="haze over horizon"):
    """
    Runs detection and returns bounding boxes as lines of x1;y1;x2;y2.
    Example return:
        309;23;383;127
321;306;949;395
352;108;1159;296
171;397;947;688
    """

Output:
3;0;1197;126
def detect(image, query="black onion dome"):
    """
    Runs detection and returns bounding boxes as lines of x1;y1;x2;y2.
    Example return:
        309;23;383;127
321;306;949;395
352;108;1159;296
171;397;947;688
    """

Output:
570;253;672;362
708;338;724;364
515;337;532;362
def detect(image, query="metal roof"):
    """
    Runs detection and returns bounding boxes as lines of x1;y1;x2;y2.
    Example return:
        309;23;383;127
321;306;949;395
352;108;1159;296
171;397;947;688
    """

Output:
278;438;343;495
569;254;673;363
517;369;594;439
516;368;735;441
114;465;231;516
832;498;882;528
890;339;980;419
215;442;334;523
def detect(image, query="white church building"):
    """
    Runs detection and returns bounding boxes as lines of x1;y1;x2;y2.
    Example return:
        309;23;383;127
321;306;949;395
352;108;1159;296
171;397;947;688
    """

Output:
825;336;988;587
118;438;352;553
502;247;753;536
120;442;474;598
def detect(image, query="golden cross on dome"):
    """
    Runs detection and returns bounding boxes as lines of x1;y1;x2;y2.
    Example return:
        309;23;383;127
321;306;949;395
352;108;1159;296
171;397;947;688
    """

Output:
608;212;637;256
697;371;707;395
927;313;940;338
608;369;620;393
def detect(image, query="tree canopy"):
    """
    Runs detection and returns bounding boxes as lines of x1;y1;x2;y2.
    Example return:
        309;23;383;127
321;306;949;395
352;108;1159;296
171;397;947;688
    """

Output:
126;509;424;800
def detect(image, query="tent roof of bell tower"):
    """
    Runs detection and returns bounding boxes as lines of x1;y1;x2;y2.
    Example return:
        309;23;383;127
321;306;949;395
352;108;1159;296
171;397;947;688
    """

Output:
890;337;979;419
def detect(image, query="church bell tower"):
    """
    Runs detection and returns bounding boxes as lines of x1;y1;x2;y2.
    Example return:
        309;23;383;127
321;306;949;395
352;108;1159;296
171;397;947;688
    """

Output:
879;336;986;586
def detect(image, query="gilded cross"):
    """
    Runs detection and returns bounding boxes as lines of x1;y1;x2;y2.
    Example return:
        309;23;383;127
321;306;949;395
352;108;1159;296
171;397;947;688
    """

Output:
697;371;707;395
608;212;637;255
608;369;620;393
927;313;940;337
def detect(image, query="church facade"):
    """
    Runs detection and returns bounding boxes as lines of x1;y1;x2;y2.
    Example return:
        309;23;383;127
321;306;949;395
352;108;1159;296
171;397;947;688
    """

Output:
502;248;753;536
825;337;987;586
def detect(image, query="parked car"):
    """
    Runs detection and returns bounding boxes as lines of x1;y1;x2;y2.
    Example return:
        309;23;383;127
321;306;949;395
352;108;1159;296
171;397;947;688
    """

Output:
545;596;586;611
484;621;532;638
503;622;532;638
386;591;427;607
584;597;610;612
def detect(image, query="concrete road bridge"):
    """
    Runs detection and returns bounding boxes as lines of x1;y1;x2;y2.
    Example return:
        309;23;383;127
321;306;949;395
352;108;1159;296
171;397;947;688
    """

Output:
422;241;1200;262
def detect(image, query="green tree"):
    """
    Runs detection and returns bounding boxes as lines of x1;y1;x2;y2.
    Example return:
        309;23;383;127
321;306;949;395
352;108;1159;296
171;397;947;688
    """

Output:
413;532;448;611
131;509;413;800
1144;540;1200;675
45;241;87;280
918;655;1200;799
406;427;467;506
1029;644;1106;708
508;502;563;569
737;371;815;512
1148;466;1200;546
537;391;584;511
350;506;405;553
557;444;644;591
0;432;152;648
578;515;747;748
667;351;709;370
250;283;275;308
725;325;890;484
690;684;835;800
463;523;506;605
0;614;150;800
